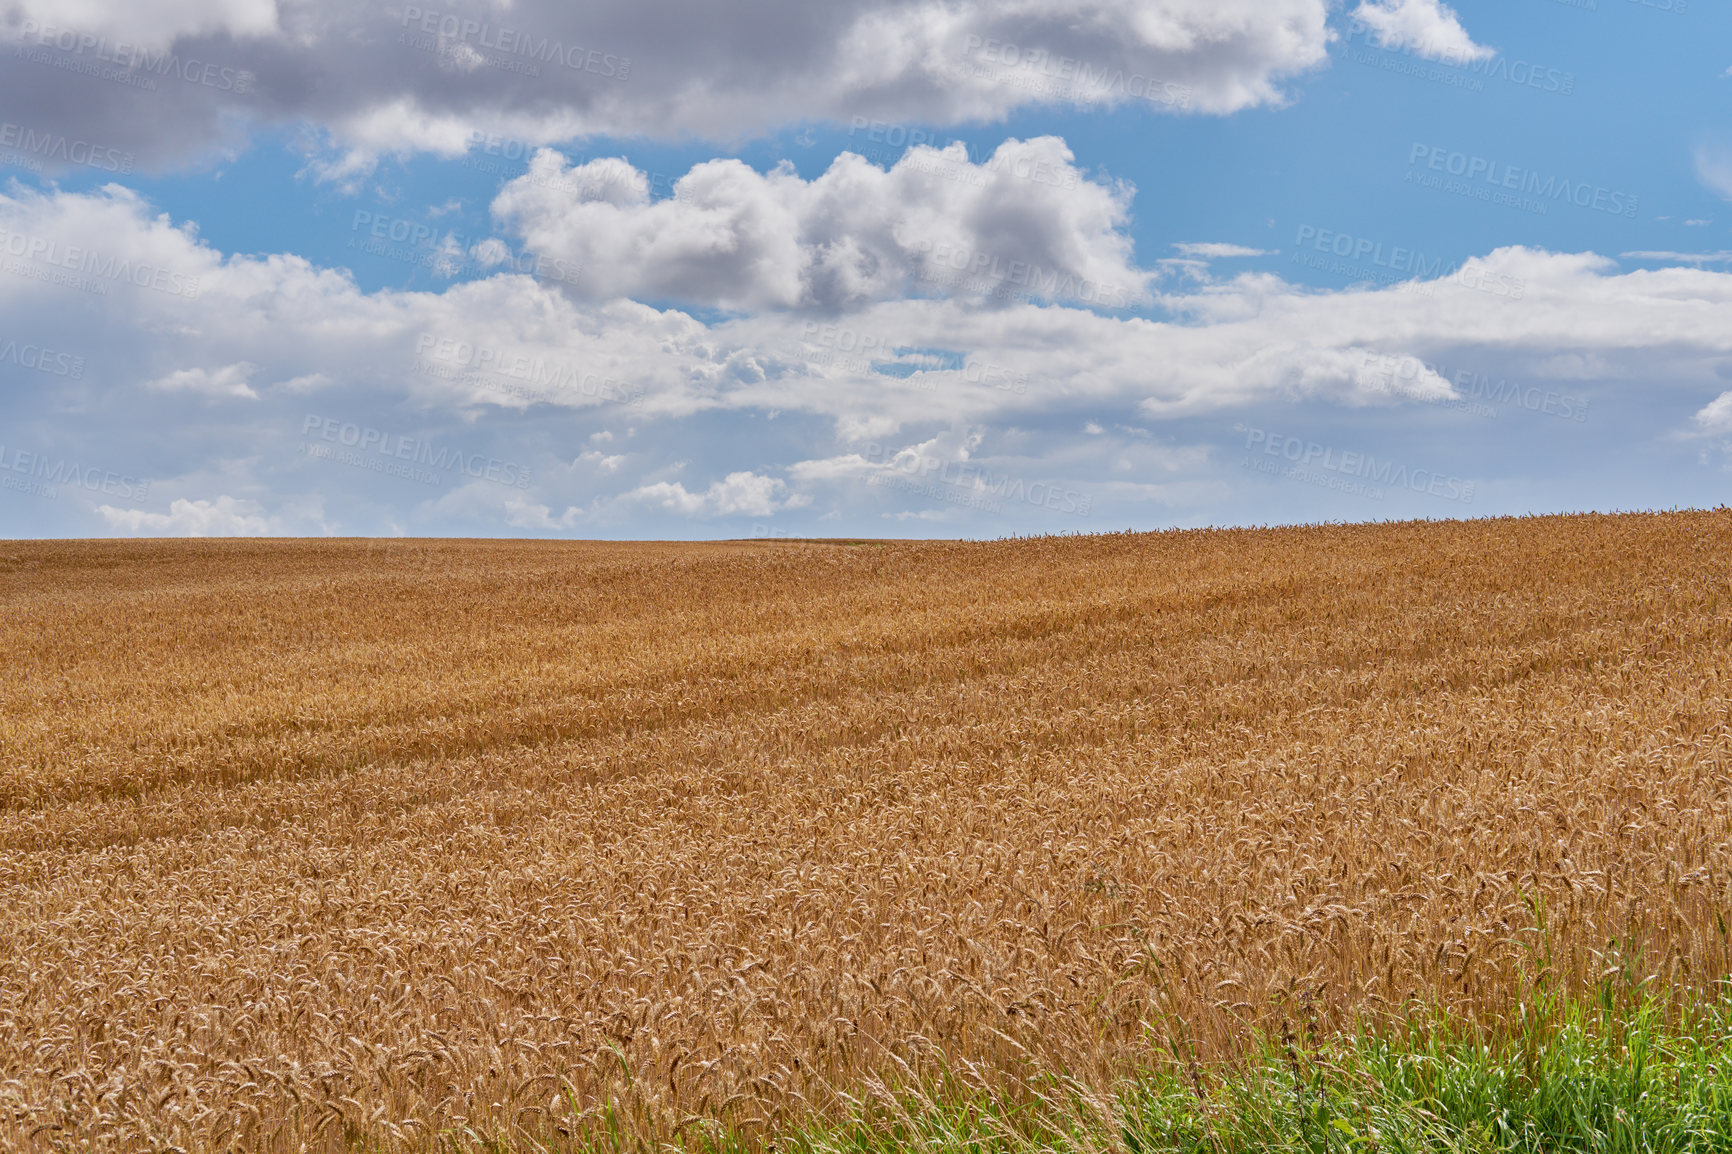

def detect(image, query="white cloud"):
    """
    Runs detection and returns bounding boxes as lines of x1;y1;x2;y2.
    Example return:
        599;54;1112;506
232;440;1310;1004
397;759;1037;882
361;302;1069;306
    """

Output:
1173;243;1273;259
96;496;274;536
7;0;280;49
13;183;1732;534
15;184;1732;436
0;1;1336;168
1693;392;1732;435
497;499;585;532
578;450;626;472
147;362;260;399
1350;0;1493;63
1695;144;1732;201
790;428;981;483
1622;251;1732;265
628;472;810;518
492;140;1147;311
273;372;336;392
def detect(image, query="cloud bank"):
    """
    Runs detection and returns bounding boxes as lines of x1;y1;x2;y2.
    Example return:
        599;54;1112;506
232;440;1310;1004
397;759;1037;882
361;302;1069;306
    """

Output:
4;182;1731;534
0;0;1337;167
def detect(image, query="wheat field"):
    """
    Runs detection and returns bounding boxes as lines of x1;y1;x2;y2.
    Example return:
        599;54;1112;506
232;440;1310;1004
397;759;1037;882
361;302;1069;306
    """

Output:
2;513;1731;1151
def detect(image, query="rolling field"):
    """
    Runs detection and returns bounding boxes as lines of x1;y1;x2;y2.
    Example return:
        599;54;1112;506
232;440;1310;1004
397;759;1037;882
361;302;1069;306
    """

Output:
3;513;1732;1151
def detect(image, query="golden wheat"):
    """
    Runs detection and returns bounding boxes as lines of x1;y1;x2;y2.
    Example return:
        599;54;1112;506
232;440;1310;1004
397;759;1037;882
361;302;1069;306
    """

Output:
2;514;1730;1150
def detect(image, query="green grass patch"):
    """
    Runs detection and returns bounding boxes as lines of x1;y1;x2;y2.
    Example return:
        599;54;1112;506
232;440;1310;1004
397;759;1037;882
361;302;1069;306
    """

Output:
483;984;1732;1154
762;987;1732;1154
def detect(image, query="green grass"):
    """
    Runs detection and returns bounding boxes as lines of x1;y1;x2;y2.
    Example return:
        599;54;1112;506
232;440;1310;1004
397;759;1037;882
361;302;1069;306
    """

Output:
471;983;1732;1154
751;986;1732;1154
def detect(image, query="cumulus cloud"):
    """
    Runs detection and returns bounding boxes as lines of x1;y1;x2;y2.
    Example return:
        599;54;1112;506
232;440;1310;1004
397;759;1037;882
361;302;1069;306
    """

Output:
0;0;1335;168
0;183;701;416
1692;392;1732;435
627;472;809;517
96;496;273;535
1349;0;1493;63
492;139;1146;311
578;449;626;473
146;361;259;399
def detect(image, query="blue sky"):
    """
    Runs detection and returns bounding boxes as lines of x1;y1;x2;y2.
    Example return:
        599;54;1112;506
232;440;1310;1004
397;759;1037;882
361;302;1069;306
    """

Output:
2;0;1730;538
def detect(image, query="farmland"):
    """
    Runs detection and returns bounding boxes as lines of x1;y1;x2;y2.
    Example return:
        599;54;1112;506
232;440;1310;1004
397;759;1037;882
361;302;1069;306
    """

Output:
2;513;1731;1150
